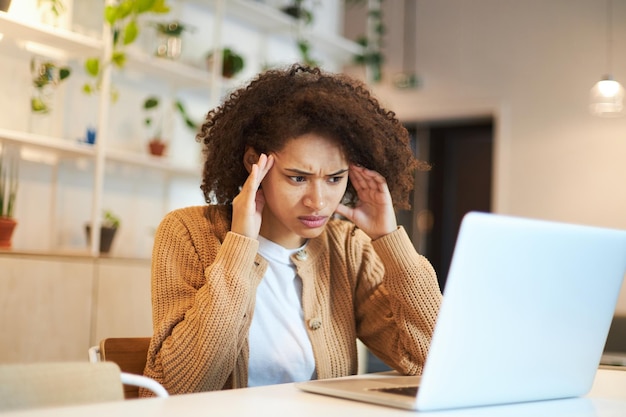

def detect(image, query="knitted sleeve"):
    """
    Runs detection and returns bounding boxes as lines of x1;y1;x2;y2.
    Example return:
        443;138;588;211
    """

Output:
142;207;264;395
353;226;442;375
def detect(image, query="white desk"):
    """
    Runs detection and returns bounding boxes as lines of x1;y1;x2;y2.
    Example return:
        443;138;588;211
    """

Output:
4;368;626;417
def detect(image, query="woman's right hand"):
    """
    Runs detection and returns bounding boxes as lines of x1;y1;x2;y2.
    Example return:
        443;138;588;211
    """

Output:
231;153;274;239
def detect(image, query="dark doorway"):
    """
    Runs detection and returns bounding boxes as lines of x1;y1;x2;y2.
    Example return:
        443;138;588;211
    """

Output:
402;119;494;291
367;118;494;373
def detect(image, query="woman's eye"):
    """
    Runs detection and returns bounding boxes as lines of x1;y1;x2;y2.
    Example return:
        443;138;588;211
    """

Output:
329;176;345;184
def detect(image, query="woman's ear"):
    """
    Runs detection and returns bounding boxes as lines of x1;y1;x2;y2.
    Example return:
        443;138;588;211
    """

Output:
243;146;259;173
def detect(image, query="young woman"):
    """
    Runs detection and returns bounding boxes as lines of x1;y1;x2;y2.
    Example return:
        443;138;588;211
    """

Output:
141;64;442;396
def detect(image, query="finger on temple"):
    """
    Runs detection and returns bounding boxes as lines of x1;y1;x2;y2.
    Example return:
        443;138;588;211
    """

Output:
349;170;367;191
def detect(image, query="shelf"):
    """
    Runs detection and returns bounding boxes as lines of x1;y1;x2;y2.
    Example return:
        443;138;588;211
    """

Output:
0;247;151;261
0;129;202;177
309;30;363;61
105;147;201;177
124;50;211;89
189;0;363;60
0;12;102;57
0;128;96;159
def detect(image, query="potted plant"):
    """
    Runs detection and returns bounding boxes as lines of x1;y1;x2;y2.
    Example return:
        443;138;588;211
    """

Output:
280;0;313;23
0;147;18;249
37;0;66;26
205;47;245;79
85;210;120;254
30;57;71;115
143;96;166;156
82;0;171;97
348;0;385;82
151;20;194;60
280;0;318;67
143;96;199;156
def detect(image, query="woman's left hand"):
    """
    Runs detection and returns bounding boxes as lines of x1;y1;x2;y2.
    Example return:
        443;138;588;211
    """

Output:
334;164;397;241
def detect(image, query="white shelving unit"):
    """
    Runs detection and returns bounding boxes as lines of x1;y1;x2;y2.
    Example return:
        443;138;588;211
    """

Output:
199;0;362;59
0;128;95;158
0;0;362;259
125;49;213;89
0;12;102;55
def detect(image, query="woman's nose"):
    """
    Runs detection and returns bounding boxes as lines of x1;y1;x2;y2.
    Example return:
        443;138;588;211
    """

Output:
303;185;326;210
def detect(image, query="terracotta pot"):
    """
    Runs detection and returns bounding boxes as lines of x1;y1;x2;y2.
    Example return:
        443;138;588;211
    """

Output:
85;225;118;253
0;217;17;248
148;140;167;156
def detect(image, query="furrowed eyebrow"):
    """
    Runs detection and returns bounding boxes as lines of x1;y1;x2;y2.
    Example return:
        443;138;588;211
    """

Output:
328;168;349;176
285;168;349;176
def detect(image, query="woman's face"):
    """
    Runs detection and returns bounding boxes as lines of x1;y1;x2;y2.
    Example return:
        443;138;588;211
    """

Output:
259;133;349;249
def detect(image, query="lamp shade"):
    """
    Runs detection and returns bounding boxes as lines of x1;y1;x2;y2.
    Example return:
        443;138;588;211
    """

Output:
589;76;625;117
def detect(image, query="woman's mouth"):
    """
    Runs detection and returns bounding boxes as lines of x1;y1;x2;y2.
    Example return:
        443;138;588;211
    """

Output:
299;216;327;228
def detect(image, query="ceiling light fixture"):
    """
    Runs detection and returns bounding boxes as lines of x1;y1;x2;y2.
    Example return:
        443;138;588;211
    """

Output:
590;0;624;117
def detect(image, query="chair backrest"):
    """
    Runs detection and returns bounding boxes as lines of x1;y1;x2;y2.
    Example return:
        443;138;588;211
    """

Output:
0;361;124;412
96;337;154;399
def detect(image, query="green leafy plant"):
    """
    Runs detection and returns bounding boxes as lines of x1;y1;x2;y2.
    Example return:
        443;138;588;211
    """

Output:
144;97;197;153
173;101;199;130
150;20;193;59
0;148;18;219
102;210;121;229
30;58;71;113
143;96;167;156
143;95;160;132
83;0;171;98
353;35;384;82
206;48;245;79
296;39;317;68
143;96;199;136
280;0;319;67
221;48;245;78
281;0;313;23
150;20;193;36
348;0;385;82
85;210;120;253
37;0;66;18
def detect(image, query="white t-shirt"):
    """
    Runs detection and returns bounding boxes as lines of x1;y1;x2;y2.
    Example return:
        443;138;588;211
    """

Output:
247;236;316;387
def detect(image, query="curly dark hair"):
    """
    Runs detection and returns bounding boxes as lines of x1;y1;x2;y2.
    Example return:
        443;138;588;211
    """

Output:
196;64;428;210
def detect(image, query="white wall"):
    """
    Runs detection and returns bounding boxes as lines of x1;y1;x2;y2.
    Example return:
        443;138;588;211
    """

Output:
354;0;626;231
345;0;626;314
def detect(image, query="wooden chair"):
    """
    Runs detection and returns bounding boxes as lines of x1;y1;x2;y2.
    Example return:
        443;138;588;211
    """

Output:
0;361;125;412
89;337;167;399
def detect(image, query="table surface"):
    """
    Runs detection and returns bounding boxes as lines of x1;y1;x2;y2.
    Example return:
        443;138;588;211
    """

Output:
4;367;626;417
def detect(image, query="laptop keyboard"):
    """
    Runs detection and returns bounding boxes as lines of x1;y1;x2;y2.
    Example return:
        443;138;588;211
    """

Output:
369;385;419;397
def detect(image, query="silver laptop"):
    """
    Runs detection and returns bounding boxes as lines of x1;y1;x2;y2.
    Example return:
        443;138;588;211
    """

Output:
296;212;626;411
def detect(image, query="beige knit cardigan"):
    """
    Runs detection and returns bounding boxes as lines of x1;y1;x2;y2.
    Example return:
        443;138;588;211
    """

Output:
141;205;442;396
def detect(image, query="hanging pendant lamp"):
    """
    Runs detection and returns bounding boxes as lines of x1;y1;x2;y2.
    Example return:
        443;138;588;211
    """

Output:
590;75;624;116
590;0;624;117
